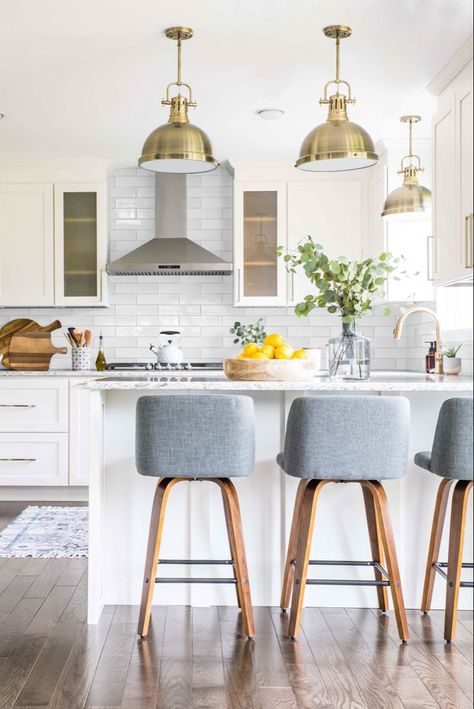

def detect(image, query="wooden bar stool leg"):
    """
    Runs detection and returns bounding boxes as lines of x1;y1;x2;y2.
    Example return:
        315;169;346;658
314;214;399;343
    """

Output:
217;478;255;638
137;477;179;637
221;484;243;610
288;480;328;639
364;481;409;642
421;478;455;613
362;485;389;612
444;480;473;643
280;480;309;610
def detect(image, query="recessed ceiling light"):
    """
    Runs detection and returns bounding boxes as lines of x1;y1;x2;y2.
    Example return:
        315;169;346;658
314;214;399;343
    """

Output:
255;108;285;120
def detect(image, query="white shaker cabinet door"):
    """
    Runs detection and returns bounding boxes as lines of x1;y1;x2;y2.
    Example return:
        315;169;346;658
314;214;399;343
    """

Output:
458;73;473;276
0;183;54;306
287;180;364;305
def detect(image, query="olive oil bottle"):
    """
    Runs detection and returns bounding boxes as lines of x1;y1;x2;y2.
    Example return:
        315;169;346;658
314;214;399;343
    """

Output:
95;333;107;371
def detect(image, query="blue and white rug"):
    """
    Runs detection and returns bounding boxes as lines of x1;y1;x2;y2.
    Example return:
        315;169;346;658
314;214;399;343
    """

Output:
0;506;88;558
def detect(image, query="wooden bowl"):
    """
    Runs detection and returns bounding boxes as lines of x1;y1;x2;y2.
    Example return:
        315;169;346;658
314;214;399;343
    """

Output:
223;357;317;381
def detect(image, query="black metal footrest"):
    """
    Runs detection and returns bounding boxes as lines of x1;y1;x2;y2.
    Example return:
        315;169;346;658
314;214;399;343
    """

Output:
433;562;474;588
292;559;390;587
155;559;236;585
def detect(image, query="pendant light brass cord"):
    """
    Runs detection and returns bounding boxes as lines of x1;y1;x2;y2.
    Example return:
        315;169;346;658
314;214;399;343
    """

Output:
398;115;423;179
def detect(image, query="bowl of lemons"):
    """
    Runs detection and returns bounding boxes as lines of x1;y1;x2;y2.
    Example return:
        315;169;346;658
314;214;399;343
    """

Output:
224;334;318;381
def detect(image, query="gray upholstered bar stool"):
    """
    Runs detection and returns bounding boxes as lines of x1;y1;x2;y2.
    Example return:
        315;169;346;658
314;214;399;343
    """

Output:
278;395;410;641
417;397;473;643
135;394;255;639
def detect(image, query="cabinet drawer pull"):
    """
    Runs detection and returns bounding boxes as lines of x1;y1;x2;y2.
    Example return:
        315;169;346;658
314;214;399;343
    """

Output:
0;404;37;408
465;214;473;269
0;458;37;462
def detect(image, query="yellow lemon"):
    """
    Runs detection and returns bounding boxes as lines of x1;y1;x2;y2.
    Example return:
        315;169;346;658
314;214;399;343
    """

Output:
260;344;275;359
243;342;260;356
263;333;284;348
250;352;270;360
235;352;246;359
275;344;294;360
292;349;308;360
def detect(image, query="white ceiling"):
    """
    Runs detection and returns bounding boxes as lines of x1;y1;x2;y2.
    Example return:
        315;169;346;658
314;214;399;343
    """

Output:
0;0;472;168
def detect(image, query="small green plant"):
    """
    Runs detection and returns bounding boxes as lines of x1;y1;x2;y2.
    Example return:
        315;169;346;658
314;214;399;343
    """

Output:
277;237;405;324
229;318;266;346
442;345;462;358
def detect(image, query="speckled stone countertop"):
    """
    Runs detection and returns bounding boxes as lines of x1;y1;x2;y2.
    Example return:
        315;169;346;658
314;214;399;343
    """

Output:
84;371;474;392
0;368;151;377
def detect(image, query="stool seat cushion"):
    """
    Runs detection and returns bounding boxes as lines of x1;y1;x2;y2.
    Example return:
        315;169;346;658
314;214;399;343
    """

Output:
414;398;473;481
136;394;255;478
277;395;410;480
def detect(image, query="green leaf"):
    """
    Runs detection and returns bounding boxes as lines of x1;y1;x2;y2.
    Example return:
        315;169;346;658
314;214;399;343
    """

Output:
383;307;392;316
329;261;341;274
327;305;338;313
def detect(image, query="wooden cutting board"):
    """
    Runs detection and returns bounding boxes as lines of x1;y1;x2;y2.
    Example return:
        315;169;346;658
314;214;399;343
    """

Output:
0;319;62;368
8;331;67;371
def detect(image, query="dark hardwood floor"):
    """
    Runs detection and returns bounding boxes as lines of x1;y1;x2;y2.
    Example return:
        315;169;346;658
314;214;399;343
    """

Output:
0;503;472;708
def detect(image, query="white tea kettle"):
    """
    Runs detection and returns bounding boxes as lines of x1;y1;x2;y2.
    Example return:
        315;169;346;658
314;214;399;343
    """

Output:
150;330;184;364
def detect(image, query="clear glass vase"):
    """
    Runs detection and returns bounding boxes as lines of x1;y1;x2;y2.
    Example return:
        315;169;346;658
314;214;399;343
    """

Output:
328;321;370;380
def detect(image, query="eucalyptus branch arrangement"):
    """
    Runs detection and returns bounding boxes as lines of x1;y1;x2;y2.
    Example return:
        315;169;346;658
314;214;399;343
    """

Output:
277;237;406;324
229;318;267;346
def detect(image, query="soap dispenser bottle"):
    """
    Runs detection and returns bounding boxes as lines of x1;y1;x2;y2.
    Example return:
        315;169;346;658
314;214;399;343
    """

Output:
425;341;436;374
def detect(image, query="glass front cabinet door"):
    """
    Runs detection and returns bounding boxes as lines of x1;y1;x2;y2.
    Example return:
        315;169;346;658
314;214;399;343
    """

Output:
233;183;287;305
54;183;107;306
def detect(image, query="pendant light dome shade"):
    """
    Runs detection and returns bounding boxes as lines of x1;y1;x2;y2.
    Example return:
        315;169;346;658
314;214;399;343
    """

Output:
296;118;378;172
138;27;218;174
381;182;431;220
382;115;431;219
139;119;217;173
296;25;378;172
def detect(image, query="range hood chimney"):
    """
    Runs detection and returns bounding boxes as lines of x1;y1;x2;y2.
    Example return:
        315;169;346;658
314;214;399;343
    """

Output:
107;173;232;276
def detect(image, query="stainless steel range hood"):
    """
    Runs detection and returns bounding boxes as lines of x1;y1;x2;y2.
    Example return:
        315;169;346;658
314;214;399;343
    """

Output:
107;173;232;276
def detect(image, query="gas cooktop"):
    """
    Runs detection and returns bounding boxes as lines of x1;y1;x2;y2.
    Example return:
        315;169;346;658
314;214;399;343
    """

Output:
105;362;223;372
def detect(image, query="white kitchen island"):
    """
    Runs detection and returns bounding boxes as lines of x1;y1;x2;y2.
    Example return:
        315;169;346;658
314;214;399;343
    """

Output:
85;372;473;624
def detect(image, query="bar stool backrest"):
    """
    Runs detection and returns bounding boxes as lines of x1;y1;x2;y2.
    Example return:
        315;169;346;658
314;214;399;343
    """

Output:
283;395;410;480
431;398;473;480
136;394;255;478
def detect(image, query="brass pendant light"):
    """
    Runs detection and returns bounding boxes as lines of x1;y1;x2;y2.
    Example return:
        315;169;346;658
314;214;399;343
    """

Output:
296;25;378;172
138;27;218;174
381;115;431;219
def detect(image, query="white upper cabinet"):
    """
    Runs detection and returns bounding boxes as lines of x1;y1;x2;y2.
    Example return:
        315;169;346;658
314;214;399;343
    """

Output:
287;180;364;305
54;183;107;306
0;161;109;307
233;176;366;306
233;182;287;306
0;183;54;306
433;61;473;285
